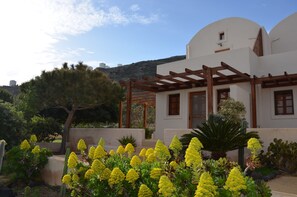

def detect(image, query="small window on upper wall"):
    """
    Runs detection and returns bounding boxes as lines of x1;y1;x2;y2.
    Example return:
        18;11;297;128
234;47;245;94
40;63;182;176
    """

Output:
219;32;225;41
168;94;180;115
217;88;230;110
274;90;294;115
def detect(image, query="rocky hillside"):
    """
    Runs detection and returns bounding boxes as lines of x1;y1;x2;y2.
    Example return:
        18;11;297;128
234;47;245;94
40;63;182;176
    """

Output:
100;55;185;81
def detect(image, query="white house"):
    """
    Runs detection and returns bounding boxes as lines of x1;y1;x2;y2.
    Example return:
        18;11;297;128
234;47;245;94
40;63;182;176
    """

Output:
125;13;297;141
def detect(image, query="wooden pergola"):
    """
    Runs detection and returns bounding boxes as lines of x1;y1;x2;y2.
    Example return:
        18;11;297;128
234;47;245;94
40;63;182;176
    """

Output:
120;61;297;128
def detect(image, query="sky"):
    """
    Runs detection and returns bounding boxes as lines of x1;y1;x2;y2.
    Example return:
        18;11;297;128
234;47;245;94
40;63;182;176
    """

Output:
0;0;296;86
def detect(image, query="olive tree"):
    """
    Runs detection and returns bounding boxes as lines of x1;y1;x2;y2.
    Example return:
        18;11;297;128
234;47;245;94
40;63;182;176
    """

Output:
20;62;124;153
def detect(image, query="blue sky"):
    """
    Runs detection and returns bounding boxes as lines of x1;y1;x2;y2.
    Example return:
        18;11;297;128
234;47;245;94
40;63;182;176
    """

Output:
0;0;296;86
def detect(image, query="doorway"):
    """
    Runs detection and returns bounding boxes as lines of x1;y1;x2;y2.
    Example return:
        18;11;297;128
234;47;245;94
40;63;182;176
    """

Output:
189;91;206;128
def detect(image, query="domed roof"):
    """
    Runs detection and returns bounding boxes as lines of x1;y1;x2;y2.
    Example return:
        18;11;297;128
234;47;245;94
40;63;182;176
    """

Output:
269;13;297;54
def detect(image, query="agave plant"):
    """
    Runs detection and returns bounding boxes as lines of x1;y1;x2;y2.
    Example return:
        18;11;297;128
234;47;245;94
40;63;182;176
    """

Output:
180;114;259;160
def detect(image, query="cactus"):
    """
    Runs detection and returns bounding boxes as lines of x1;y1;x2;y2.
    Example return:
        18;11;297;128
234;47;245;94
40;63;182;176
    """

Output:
60;148;70;197
0;139;6;173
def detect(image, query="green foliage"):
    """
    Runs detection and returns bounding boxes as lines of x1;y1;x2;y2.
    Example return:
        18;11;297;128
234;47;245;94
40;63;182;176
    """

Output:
29;116;62;142
181;114;259;159
259;138;297;174
145;128;154;139
218;98;246;124
3;137;52;183
0;101;26;149
0;88;13;103
118;135;137;147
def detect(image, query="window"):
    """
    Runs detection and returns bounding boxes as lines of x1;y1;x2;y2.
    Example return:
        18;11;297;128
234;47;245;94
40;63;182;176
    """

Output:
219;32;225;40
274;90;294;115
217;89;230;110
168;94;180;115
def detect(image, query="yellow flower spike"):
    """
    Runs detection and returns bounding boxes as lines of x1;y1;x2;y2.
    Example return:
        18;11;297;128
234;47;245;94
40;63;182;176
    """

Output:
169;135;182;157
154;140;171;161
109;149;115;156
224;167;247;196
31;145;40;154
62;174;71;184
130;155;142;167
150;168;162;180
169;161;179;170
84;169;95;179
91;159;105;174
194;172;218;197
30;135;37;143
185;147;202;169
98;137;105;148
125;143;135;157
94;145;106;159
116;145;125;155
72;174;79;182
77;139;87;152
68;153;78;169
108;167;125;187
188;137;203;151
146;153;156;163
100;168;111;181
88;146;95;160
20;139;30;150
138;184;153;197
145;148;154;157
139;148;147;158
247;138;262;159
126;168;139;184
158;175;176;197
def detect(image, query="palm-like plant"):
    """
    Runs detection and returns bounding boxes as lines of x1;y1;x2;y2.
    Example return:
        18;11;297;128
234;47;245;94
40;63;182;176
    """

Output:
180;114;259;160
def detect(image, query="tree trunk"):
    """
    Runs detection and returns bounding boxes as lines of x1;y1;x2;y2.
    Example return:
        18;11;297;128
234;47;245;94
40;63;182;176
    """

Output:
59;110;75;154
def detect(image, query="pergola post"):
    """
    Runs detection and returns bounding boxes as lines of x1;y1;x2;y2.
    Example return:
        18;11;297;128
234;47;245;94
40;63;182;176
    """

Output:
143;102;148;128
205;66;214;114
126;80;132;128
251;77;257;128
118;101;123;128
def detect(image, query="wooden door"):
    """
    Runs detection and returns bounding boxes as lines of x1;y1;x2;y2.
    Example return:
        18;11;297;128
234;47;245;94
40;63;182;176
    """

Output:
189;91;206;128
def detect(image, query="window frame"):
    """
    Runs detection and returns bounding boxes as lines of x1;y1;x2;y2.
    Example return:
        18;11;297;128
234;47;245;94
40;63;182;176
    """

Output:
168;94;180;116
274;90;294;115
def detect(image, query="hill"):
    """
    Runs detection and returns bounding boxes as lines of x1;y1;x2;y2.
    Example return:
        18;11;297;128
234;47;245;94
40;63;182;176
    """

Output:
100;55;185;81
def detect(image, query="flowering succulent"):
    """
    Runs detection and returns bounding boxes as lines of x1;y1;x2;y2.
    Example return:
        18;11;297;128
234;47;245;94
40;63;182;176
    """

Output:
91;159;105;174
116;145;125;155
109;149;115;156
139;148;147;158
247;138;262;159
108;167;125;186
31;145;40;154
145;148;154;157
150;168;162;180
100;168;111;181
194;172;218;197
94;145;106;159
77;139;87;152
169;161;179;170
85;169;95;179
62;174;71;184
98;137;105;147
138;184;153;197
154;140;171;161
185;147;202;169
188;137;203;151
158;175;176;197
20;140;30;150
68;152;78;169
146;153;156;163
88;146;95;159
72;174;79;182
126;168;139;184
169;135;182;157
30;135;37;143
125;143;135;157
224;167;247;196
130;155;142;167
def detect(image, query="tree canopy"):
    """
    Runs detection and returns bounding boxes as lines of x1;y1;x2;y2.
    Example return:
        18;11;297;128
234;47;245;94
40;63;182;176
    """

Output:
0;88;13;103
20;62;124;152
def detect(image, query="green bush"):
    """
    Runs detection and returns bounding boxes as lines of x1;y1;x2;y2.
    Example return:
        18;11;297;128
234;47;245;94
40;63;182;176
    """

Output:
3;135;52;183
29;116;62;142
259;138;297;174
118;135;137;147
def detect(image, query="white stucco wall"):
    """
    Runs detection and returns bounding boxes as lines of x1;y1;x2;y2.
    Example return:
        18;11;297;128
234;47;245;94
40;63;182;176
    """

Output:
270;13;297;54
187;18;267;59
